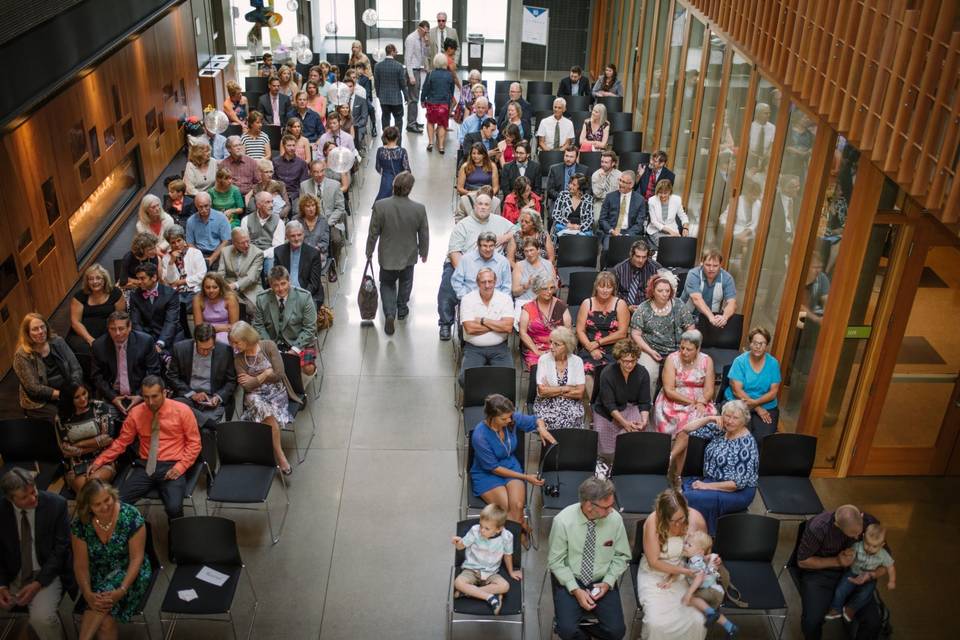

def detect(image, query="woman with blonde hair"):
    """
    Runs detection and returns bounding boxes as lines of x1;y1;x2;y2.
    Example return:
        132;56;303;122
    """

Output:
135;194;175;252
276;65;299;98
67;263;126;356
229;321;297;474
13;312;83;420
223;80;248;126
194;273;239;344
183;141;217;196
349;41;372;78
71;479;152;640
579;102;610;151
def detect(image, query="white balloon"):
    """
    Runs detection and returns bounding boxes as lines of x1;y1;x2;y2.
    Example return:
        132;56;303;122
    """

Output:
297;48;313;65
274;44;292;65
203;110;229;135
361;8;378;27
286;0;299;10
325;21;338;35
327;146;354;173
334;83;352;106
291;33;310;51
372;48;385;63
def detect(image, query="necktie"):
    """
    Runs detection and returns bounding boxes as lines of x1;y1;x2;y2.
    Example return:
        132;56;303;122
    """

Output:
271;95;280;125
757;124;766;155
19;510;34;584
278;297;286;316
616;194;628;230
554;121;561;149
579;520;596;584
628;267;643;306
116;342;130;396
646;171;657;198
145;411;161;475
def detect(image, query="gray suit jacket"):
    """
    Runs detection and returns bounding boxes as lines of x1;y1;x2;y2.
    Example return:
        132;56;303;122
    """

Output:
374;57;408;105
299;177;347;230
366;196;430;270
215;244;265;309
427;26;459;68
253;286;317;351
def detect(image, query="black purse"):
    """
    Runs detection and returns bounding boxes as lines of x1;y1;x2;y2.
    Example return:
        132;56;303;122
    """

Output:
357;258;379;322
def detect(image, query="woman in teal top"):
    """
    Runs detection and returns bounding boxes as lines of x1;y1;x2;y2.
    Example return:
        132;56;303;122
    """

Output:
207;167;245;227
724;326;781;441
71;479;152;639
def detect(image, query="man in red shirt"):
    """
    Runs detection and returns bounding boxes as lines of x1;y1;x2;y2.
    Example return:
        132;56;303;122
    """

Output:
89;376;200;520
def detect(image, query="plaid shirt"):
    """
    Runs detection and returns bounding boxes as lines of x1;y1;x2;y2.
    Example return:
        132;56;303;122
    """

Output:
374;57;408;105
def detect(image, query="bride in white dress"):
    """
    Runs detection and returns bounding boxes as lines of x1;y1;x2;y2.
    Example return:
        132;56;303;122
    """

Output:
636;489;711;640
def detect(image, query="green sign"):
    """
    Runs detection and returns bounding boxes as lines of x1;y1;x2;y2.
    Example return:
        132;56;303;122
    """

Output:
845;326;872;339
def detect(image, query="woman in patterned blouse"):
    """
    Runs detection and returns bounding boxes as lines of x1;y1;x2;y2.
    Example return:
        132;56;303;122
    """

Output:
671;400;758;534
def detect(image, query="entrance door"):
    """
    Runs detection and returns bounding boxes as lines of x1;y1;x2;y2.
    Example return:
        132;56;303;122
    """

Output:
851;224;960;475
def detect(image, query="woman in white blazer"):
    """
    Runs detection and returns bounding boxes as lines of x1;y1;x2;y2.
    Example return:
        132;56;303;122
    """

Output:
645;179;689;249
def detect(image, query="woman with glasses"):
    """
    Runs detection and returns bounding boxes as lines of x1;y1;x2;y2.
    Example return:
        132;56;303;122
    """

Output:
723;326;781;441
593;339;651;459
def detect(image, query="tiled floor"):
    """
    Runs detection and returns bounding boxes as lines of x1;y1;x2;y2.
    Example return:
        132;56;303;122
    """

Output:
6;111;959;640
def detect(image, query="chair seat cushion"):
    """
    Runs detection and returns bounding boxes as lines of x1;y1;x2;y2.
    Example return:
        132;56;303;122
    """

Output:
207;465;276;503
758;477;824;515
612;475;669;515
542;470;595;510
160;564;241;614
703;348;738;373
452;567;522;616
462;406;485;434
723;560;786;610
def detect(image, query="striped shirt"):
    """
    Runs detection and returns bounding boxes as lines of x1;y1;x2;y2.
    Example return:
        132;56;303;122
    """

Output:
240;132;271;160
461;524;513;579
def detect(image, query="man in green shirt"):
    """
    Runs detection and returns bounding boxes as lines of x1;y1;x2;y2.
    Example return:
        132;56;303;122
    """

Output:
547;477;630;639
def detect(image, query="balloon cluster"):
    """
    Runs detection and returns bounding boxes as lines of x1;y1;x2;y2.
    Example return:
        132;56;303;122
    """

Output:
203;110;229;135
361;9;378;27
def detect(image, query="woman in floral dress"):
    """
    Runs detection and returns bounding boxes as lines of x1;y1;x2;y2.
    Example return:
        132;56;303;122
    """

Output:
374;126;410;202
533;327;585;429
575;271;630;391
71;479;152;640
653;329;716;435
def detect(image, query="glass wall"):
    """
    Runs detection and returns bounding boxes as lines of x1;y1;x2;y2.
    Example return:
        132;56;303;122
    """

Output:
685;33;725;240
702;51;751;251
751;104;817;334
311;0;357;59
643;0;673;148
465;0;507;67
658;5;689;151
726;76;780;302
671;18;706;196
635;0;658;127
622;0;645;105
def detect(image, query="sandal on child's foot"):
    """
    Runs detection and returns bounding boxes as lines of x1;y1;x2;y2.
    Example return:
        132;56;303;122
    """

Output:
486;595;502;615
704;610;719;626
724;622;738;638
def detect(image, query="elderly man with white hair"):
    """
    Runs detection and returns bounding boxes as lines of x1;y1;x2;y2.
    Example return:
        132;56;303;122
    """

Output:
220;135;259;196
241;191;286;274
458;96;498;146
536;97;575;151
496;82;533;137
185;191;232;267
274;219;325;307
215;227;265;314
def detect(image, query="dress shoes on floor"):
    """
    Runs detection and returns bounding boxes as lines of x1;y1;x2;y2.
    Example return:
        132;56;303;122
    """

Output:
385;317;396;335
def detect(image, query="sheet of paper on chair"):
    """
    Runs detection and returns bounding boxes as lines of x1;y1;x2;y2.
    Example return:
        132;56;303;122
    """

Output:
196;566;230;586
178;589;199;602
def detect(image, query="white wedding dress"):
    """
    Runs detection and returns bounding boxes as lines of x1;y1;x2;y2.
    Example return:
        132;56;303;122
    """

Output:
636;536;707;640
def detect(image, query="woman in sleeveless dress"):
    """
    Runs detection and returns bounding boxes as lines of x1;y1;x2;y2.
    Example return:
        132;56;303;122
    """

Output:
653;329;716;435
636;489;710;640
192;273;239;344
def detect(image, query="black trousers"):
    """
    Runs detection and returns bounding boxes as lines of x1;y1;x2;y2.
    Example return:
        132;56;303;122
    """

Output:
379;265;414;319
120;460;187;519
799;568;882;640
552;579;626;640
381;103;404;132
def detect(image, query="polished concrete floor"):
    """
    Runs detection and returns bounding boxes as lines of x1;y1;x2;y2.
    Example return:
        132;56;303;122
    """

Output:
9;120;960;640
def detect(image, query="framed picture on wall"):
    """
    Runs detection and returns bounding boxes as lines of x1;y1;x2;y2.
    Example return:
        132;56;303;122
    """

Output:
41;177;60;224
122;118;134;144
103;124;116;149
78;159;92;182
69;120;86;163
88;127;100;162
145;108;157;135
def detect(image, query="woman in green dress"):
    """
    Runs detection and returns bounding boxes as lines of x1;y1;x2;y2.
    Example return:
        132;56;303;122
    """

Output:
71;479;152;640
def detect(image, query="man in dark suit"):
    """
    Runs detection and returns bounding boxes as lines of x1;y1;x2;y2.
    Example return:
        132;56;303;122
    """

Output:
366;171;430;335
545;146;589;205
499;141;542;198
462;117;499;155
167;324;237;429
256;76;292;127
129;262;183;353
273;220;325;307
495;82;533;139
598;171;647;249
557;66;592;97
635;150;677;199
0;468;71;640
373;44;408;131
91;311;161;416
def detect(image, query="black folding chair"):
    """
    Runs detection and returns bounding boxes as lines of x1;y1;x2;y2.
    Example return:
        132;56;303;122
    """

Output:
494;79;519;112
537;429;598;516
617;151;650;174
527;80;554;96
699;313;745;374
758;434;824;519
281;352;317;464
611;131;644;155
608;111;634;132
681;432;706;477
447;519;525;638
537;149;565;174
596;96;624;113
72;522;161;639
610;432;671;516
601;234;639;269
556;235;600;286
579;151;603;175
461;427;527;520
263;124;282;152
244;92;263;112
714;513;788;639
565;270;598;319
563;95;593;112
160;516;258;639
205;421;289;545
0;418;63;490
244;76;269;93
567;110;591;136
459;367;517;476
529;94;557;113
224;123;243;137
656;236;697;269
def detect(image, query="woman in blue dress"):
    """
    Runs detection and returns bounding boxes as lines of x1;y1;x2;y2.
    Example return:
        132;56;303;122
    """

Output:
672;400;759;535
71;479;152;640
470;394;557;545
374;126;410;202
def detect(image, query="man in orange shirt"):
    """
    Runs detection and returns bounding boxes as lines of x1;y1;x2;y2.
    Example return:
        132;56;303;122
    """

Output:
89;375;200;520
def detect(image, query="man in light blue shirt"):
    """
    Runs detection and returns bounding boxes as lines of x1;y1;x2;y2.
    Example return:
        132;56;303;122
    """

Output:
681;248;737;326
451;232;511;299
458;97;498;145
185;192;232;267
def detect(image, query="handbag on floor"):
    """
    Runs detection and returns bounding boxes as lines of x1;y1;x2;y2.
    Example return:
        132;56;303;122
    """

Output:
358;258;379;321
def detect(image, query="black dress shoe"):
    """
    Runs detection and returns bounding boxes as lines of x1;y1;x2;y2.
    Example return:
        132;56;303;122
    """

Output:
385;317;395;335
439;325;452;341
397;310;409;320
